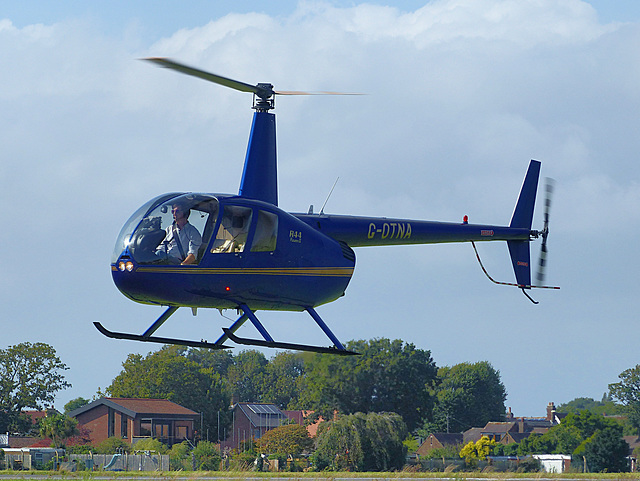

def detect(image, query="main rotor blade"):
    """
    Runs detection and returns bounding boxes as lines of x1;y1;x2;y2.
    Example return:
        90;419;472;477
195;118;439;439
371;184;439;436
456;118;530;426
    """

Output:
144;58;363;99
274;90;364;96
144;57;271;98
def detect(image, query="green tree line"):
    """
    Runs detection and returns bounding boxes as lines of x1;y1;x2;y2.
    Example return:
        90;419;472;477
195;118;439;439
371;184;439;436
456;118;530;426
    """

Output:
101;339;506;441
5;339;640;473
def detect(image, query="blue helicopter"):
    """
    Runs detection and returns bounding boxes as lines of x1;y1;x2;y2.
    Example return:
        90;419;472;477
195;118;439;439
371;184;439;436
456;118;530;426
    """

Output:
95;58;558;356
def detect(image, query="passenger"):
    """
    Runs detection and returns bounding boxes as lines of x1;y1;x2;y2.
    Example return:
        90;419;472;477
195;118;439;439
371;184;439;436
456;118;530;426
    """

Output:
158;203;202;265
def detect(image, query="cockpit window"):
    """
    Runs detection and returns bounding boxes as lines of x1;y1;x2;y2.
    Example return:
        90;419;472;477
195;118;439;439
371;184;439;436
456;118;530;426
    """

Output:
116;194;218;265
111;193;183;263
251;210;278;252
210;205;253;254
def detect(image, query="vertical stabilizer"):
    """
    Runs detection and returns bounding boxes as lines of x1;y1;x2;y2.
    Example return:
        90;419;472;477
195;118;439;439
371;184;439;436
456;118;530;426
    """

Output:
239;111;278;206
507;159;541;288
510;160;540;229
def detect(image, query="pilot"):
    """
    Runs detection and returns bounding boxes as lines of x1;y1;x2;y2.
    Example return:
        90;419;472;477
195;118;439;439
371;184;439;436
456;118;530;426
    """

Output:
158;203;202;265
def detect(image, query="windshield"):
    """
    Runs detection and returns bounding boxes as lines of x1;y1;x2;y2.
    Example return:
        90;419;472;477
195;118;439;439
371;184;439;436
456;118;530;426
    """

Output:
111;193;183;263
112;193;219;265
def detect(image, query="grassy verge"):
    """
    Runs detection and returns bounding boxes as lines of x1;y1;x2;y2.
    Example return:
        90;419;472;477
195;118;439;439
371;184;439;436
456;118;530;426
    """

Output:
1;471;640;480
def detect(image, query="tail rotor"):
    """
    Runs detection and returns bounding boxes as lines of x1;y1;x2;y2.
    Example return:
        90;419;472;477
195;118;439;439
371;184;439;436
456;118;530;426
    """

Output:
536;178;555;284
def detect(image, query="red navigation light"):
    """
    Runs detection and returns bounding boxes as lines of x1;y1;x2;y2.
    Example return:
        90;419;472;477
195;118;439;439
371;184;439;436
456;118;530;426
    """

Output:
463;215;469;224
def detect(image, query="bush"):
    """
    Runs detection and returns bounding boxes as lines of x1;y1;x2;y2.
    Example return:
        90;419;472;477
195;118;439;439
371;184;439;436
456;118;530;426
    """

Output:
95;437;130;454
228;451;256;471
516;457;541;473
169;440;193;471
66;444;95;454
193;440;221;470
131;437;168;454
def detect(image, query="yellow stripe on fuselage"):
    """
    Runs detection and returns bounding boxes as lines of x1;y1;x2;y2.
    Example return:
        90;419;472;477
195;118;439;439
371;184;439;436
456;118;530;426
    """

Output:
133;266;354;277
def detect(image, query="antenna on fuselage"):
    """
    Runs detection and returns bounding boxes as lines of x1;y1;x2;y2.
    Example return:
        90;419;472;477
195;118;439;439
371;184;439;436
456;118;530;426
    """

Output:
320;177;339;215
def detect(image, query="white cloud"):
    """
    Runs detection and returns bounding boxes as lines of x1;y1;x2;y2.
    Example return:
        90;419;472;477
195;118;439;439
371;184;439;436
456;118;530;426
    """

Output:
2;0;639;416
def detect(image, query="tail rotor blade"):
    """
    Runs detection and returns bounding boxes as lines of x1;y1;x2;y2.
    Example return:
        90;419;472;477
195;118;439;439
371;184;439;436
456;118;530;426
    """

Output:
537;243;547;283
536;178;555;284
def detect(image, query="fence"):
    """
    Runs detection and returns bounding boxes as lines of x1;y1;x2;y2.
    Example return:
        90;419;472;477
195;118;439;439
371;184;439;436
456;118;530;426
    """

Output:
70;453;169;471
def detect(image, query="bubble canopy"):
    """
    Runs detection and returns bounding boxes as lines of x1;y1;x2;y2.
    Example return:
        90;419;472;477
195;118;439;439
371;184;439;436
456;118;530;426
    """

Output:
112;193;219;264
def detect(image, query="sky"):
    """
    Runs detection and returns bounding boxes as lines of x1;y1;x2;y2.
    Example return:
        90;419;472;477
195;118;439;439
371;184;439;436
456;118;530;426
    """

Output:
1;0;639;423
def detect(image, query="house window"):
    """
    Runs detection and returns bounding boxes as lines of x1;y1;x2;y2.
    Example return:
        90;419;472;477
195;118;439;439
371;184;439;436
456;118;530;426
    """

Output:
140;419;152;437
155;423;171;440
176;426;188;440
108;408;115;437
121;415;128;438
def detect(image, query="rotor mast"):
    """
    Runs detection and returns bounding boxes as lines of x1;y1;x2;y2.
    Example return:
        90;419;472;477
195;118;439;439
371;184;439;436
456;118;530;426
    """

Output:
143;58;360;205
253;83;276;111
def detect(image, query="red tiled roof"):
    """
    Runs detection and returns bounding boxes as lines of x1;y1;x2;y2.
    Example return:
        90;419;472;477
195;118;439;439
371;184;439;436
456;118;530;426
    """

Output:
22;410;48;425
26;438;53;448
482;422;517;433
105;398;198;415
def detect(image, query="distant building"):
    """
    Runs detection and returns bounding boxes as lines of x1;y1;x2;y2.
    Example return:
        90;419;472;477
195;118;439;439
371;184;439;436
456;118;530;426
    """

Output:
2;447;64;470
416;433;463;457
532;454;572;473
222;402;287;451
68;397;199;447
419;401;565;453
221;402;323;451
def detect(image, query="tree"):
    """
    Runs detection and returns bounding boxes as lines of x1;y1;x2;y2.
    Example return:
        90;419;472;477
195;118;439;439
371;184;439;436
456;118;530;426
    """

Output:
226;350;268;402
0;342;71;432
609;364;640;435
39;412;79;448
557;396;622;416
582;425;629;473
300;339;438;431
187;349;234;376
64;397;90;414
106;345;231;441
262;352;305;409
256;423;312;457
313;412;407;471
517;410;623;456
459;436;497;462
428;361;506;433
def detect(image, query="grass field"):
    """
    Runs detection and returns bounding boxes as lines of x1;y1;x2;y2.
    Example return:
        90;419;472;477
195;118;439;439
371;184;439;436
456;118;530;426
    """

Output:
1;471;640;480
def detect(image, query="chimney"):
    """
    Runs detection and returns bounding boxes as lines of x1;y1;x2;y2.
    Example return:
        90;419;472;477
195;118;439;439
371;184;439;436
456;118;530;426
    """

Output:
506;407;514;421
519;417;525;433
546;402;556;422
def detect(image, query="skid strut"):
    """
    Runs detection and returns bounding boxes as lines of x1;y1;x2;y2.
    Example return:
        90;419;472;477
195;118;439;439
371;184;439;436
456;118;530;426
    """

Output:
94;306;230;350
221;305;359;356
96;305;358;355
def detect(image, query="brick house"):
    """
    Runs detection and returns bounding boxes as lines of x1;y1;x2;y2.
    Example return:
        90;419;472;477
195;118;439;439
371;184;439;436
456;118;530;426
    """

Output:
219;403;324;451
419;402;565;454
416;433;463;457
68;397;199;447
222;402;287;451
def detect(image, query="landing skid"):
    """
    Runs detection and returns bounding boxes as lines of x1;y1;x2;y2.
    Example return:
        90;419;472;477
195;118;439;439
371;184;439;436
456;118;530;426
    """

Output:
222;328;359;356
95;304;357;355
93;321;231;350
